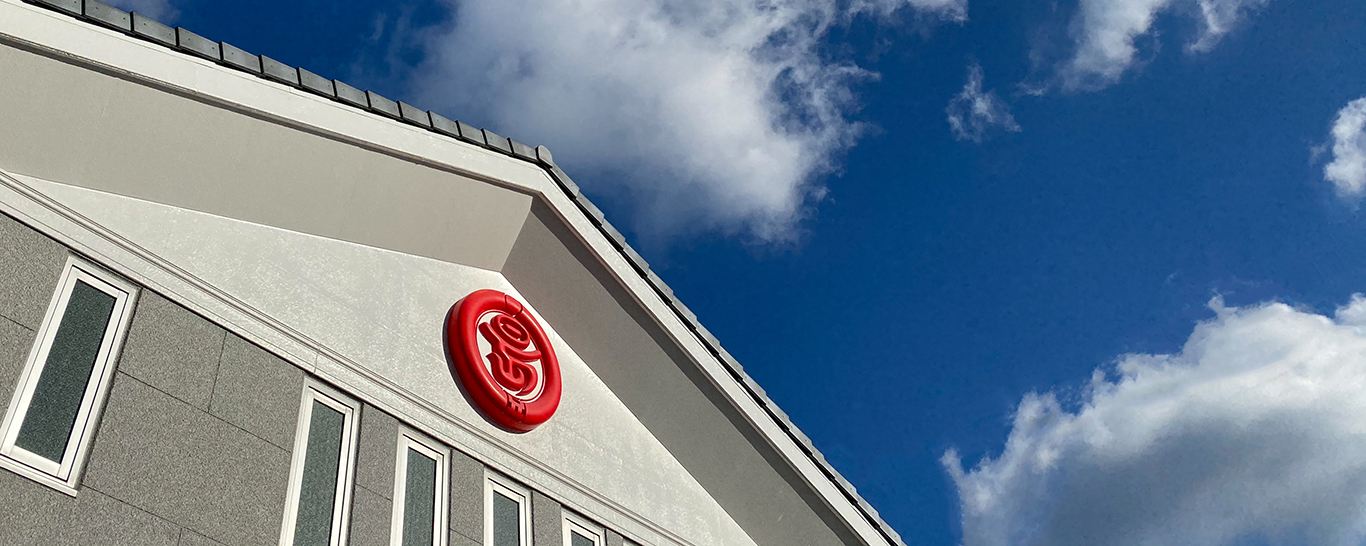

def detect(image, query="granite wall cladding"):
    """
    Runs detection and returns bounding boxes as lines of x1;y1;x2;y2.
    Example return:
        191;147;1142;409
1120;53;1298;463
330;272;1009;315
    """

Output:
0;209;639;546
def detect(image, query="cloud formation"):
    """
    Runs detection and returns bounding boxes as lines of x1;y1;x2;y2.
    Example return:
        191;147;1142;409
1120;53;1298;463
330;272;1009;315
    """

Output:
1325;97;1366;199
945;295;1366;546
947;64;1020;143
1060;0;1270;90
104;0;179;23
412;0;965;242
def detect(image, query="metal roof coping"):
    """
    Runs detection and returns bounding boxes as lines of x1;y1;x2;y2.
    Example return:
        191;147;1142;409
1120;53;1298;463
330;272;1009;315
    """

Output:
82;0;131;32
695;325;721;351
297;68;334;97
219;42;260;74
644;270;675;302
332;80;368;108
548;166;580;198
483;129;513;155
510;139;537;161
130;12;174;46
260;56;299;86
672;300;698;325
621;244;650;275
398;102;432;128
175;27;219;61
536;145;554;167
455;121;485;145
430;112;460;138
366;91;401;119
28;0;78;16
598;220;629;249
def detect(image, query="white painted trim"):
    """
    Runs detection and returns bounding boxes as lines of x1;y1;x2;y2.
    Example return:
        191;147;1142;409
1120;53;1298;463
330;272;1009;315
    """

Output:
0;255;137;495
562;511;605;546
484;471;532;546
391;428;451;546
279;379;361;546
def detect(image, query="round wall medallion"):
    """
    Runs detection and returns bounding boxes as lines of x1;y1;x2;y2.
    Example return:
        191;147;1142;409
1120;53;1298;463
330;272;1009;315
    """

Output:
446;289;561;432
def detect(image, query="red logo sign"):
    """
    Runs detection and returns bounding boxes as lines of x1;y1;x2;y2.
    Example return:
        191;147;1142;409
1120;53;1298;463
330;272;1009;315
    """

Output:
446;289;561;432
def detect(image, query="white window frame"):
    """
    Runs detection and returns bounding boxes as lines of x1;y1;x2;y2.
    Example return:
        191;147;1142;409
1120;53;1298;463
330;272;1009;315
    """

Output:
279;380;361;546
0;256;137;496
390;428;450;546
484;471;532;546
562;511;605;546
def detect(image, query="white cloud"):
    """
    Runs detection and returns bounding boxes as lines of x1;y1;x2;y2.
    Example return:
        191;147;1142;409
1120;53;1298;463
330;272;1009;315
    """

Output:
945;295;1366;546
946;64;1020;143
104;0;179;23
1325;97;1366;199
411;0;965;242
1061;0;1269;90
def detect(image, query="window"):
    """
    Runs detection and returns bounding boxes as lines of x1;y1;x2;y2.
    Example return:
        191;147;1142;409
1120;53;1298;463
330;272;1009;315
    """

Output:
0;256;137;494
484;473;531;546
280;381;360;546
562;512;604;546
390;429;449;546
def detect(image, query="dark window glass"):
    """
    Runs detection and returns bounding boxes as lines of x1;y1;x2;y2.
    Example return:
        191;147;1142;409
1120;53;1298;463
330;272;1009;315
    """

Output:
293;400;345;546
571;530;595;546
492;490;521;546
401;448;438;546
15;280;115;462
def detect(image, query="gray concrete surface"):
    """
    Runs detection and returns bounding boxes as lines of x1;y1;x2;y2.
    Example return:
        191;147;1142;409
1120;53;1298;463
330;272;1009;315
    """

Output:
0;211;66;330
118;291;226;411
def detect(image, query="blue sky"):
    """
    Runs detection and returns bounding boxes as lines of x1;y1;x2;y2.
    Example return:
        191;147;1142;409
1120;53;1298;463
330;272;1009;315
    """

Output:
114;0;1366;544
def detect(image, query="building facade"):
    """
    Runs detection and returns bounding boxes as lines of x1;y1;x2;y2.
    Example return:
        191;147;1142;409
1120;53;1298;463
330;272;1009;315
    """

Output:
0;1;908;545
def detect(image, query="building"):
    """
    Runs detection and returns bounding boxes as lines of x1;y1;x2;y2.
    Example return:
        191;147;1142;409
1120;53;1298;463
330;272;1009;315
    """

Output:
0;1;908;545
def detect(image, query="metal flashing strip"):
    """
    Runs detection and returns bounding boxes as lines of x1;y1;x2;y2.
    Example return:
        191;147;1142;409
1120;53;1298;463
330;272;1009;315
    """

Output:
9;1;908;544
82;0;129;32
219;42;259;74
261;56;299;87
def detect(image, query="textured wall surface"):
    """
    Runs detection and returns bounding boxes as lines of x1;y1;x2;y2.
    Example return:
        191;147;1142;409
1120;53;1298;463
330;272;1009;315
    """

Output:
532;490;564;546
18;172;754;546
0;36;533;272
0;209;645;546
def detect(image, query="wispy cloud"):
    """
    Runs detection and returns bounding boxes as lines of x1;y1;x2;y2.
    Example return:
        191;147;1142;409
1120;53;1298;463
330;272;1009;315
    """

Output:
945;295;1366;546
1325;97;1366;200
1058;0;1270;91
947;64;1020;143
411;0;965;242
104;0;179;23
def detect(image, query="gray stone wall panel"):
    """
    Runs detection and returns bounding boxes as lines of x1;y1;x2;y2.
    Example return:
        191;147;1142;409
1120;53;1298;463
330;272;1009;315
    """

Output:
450;529;481;546
83;373;291;546
449;448;484;542
209;333;304;451
0;316;36;414
0;211;66;330
178;529;226;546
0;466;180;546
119;291;226;410
0;464;74;545
349;485;393;546
355;403;399;500
532;490;563;546
68;488;182;546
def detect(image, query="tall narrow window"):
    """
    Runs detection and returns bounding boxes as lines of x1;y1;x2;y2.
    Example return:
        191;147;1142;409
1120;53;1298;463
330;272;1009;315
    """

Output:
390;430;449;546
561;512;604;546
484;473;530;546
0;257;137;494
281;382;360;546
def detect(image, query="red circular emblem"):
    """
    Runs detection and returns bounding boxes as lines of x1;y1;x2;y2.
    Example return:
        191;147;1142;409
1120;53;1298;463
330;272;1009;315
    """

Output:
446;289;560;432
